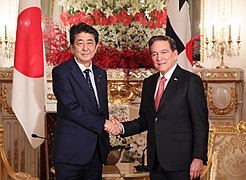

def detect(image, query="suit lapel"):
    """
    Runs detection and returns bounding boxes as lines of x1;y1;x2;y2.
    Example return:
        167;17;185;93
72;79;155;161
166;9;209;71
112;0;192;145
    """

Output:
92;65;102;107
150;73;159;112
158;65;183;111
69;59;92;97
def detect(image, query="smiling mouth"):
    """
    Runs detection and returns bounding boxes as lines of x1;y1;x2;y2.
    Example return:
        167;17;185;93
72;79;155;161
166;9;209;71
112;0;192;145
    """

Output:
158;62;166;65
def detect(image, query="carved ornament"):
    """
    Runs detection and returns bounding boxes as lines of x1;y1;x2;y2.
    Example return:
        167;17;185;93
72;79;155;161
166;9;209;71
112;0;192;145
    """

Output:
208;84;237;115
47;93;56;101
108;80;142;104
205;72;238;79
1;84;14;114
210;121;246;133
107;69;155;80
0;71;13;79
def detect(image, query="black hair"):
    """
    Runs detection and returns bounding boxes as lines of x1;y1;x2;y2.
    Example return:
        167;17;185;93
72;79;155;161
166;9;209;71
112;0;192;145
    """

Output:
148;35;177;52
69;22;99;45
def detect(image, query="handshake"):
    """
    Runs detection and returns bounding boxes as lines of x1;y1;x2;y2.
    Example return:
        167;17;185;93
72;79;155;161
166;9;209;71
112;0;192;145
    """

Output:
104;119;123;135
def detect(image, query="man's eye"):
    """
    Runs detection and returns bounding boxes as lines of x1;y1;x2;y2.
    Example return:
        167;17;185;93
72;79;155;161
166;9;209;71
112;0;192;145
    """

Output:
76;41;83;45
161;51;167;54
151;53;157;57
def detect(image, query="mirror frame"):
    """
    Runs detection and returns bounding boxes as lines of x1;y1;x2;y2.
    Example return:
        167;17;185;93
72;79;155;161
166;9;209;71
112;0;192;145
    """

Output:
200;0;205;62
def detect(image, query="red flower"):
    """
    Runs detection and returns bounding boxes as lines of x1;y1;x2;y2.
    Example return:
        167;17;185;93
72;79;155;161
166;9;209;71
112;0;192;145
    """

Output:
92;10;102;25
109;14;118;25
148;9;166;28
68;12;94;26
81;14;95;26
134;12;147;26
118;10;133;26
47;50;73;65
101;16;111;26
93;43;154;69
60;12;72;27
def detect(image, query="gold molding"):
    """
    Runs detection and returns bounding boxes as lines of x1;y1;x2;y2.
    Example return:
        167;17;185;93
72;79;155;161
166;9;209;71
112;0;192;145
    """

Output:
108;81;142;104
200;0;205;62
47;93;56;101
1;84;14;114
208;84;237;115
211;121;246;133
205;72;238;79
0;71;13;79
107;69;153;104
107;69;155;79
0;87;2;109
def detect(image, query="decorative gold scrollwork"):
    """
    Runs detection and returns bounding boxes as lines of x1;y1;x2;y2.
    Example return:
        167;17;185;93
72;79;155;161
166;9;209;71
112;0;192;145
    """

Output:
108;81;142;104
236;121;246;133
208;84;237;115
0;71;13;79
107;69;153;104
0;88;2;109
211;121;246;133
206;72;238;79
47;93;56;101
107;69;155;79
1;84;14;114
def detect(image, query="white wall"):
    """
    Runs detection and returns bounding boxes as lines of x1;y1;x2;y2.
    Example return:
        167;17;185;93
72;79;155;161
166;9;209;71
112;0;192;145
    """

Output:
201;0;246;120
0;0;18;39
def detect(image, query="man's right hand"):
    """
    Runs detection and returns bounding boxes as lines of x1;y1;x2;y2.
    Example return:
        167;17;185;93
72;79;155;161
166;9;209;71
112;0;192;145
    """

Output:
104;120;122;135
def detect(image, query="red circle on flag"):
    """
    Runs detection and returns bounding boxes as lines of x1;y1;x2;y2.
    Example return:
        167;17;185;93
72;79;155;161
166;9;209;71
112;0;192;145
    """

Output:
14;7;44;78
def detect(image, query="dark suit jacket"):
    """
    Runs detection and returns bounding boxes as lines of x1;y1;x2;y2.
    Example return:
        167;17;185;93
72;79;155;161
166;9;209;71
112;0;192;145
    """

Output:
122;65;209;171
52;58;110;165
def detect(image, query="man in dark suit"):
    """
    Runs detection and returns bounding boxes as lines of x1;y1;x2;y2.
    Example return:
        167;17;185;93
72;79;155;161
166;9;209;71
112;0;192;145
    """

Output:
52;22;117;180
109;35;209;180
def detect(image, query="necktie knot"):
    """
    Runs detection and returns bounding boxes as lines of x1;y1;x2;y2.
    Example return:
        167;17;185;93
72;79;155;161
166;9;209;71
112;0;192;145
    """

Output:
160;76;166;83
84;69;90;76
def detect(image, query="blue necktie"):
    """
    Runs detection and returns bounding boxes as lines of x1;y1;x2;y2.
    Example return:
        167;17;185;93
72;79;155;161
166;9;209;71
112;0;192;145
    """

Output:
84;69;99;110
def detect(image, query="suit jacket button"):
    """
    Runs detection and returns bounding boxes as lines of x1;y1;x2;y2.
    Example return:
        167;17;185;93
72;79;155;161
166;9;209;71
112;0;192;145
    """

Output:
155;118;158;122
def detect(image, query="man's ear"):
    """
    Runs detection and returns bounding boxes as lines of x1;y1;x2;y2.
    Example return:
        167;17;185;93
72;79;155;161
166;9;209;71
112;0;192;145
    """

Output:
174;49;179;56
70;44;74;54
95;42;99;51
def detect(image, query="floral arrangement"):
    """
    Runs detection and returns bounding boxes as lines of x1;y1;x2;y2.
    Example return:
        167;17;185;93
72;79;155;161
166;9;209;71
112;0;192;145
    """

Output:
43;17;73;65
43;0;168;69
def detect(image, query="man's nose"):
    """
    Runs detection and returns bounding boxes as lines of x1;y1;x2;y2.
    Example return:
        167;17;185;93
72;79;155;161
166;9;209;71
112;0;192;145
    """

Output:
157;53;162;61
82;44;88;50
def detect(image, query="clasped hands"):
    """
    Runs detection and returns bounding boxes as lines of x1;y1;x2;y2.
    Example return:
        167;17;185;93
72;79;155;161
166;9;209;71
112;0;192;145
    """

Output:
104;119;123;135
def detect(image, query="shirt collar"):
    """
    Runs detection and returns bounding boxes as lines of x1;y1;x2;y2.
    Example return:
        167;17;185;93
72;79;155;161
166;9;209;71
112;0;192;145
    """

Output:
159;63;177;80
74;58;93;73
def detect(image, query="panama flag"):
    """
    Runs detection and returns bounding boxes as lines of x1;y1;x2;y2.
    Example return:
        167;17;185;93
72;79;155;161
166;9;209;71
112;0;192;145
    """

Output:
12;0;45;149
166;0;192;71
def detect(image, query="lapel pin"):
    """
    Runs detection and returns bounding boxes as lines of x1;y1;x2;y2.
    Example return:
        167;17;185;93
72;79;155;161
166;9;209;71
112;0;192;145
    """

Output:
98;75;101;82
174;78;178;81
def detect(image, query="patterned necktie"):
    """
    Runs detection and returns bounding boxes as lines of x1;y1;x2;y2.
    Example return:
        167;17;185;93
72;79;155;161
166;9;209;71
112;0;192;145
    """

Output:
84;69;99;110
155;76;166;111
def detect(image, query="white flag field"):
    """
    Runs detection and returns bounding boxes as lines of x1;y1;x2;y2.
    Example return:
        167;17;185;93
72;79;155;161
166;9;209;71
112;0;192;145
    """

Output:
166;0;192;71
12;0;45;149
